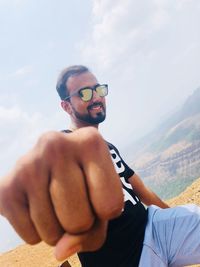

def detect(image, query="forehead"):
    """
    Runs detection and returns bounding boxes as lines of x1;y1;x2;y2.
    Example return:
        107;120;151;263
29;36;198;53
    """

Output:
67;71;98;93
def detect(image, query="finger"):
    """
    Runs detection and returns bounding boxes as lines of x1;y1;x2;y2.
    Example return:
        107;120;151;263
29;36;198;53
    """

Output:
6;204;41;244
37;131;96;234
23;161;65;245
50;158;95;234
55;219;108;261
79;130;124;220
0;176;40;244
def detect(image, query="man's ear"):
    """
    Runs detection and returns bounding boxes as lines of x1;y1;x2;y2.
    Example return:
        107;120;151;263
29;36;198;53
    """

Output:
61;100;73;115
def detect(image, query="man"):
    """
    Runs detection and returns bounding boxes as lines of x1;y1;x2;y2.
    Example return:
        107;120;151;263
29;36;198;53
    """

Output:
0;65;200;267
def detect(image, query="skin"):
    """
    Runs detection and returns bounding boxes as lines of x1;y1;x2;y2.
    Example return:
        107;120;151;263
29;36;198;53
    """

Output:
0;128;124;260
0;70;168;262
61;72;106;130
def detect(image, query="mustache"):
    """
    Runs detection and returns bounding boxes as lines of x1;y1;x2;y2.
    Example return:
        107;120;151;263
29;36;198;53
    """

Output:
87;102;104;110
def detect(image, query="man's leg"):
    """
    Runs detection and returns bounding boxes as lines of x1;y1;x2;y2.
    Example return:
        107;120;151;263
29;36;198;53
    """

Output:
139;243;167;267
139;204;200;267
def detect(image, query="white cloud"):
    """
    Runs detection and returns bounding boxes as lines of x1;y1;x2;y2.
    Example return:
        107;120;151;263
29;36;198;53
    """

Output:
0;66;34;86
11;65;33;78
80;0;172;70
0;106;43;174
80;0;200;73
0;105;68;176
78;0;200;146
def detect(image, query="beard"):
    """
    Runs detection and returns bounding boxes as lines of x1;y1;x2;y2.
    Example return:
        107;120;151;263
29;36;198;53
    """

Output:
72;103;106;125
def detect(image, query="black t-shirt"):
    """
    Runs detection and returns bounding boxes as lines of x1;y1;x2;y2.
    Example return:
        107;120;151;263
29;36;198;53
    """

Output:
62;131;148;267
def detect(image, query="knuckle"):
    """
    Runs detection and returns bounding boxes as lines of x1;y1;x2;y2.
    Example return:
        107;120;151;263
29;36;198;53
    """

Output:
37;131;60;144
45;233;62;246
26;235;41;245
0;183;11;216
78;127;104;151
67;216;95;234
39;131;63;147
0;179;22;217
38;131;61;150
100;201;124;220
15;161;38;188
85;127;103;144
37;131;67;161
92;235;106;251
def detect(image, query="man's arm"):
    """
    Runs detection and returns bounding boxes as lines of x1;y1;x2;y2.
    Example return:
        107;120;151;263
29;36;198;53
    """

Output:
129;173;169;208
0;127;124;261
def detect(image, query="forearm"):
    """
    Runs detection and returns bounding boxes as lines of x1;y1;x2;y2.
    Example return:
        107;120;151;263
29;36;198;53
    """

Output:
140;189;169;208
129;173;169;209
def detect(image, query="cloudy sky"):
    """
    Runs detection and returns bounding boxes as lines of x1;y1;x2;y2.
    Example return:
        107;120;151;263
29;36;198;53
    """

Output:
0;0;200;252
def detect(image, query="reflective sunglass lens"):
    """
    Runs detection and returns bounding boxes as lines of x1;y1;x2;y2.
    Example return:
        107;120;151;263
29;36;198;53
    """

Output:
96;85;108;97
79;85;108;102
79;88;93;101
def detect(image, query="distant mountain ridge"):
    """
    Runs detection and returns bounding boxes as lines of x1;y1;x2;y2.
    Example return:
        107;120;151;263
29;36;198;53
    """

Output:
157;86;200;136
126;87;200;199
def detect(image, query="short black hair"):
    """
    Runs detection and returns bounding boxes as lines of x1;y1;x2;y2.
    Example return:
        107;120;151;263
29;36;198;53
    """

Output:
56;65;89;100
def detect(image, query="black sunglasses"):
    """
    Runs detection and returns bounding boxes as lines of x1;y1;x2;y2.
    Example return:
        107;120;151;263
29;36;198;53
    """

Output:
64;84;108;102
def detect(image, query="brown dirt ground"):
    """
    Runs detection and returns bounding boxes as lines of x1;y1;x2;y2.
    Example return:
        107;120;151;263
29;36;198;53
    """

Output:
1;177;200;267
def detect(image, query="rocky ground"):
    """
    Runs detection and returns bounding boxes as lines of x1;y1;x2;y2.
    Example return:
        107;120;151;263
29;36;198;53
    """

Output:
1;177;200;267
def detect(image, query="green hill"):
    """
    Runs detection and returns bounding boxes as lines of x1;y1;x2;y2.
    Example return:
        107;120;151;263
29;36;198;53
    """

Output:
125;87;200;199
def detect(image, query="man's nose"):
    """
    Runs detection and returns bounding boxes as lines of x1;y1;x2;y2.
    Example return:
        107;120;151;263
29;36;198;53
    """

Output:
92;90;101;101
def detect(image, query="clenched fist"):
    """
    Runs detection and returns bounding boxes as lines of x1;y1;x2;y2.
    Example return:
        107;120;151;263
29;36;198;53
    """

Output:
0;127;124;260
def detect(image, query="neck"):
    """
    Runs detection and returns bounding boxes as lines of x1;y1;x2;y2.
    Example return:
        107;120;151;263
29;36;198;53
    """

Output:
69;121;99;132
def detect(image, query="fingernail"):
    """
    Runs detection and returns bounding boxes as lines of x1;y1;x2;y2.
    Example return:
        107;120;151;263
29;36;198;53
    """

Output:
55;244;81;261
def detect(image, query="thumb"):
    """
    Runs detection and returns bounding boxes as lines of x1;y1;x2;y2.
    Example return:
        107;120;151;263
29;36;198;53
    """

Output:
55;219;108;261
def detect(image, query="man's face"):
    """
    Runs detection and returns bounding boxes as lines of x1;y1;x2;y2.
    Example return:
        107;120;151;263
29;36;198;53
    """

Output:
66;71;106;126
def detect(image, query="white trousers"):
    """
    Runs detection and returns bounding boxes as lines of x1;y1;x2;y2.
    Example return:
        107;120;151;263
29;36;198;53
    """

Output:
139;204;200;267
